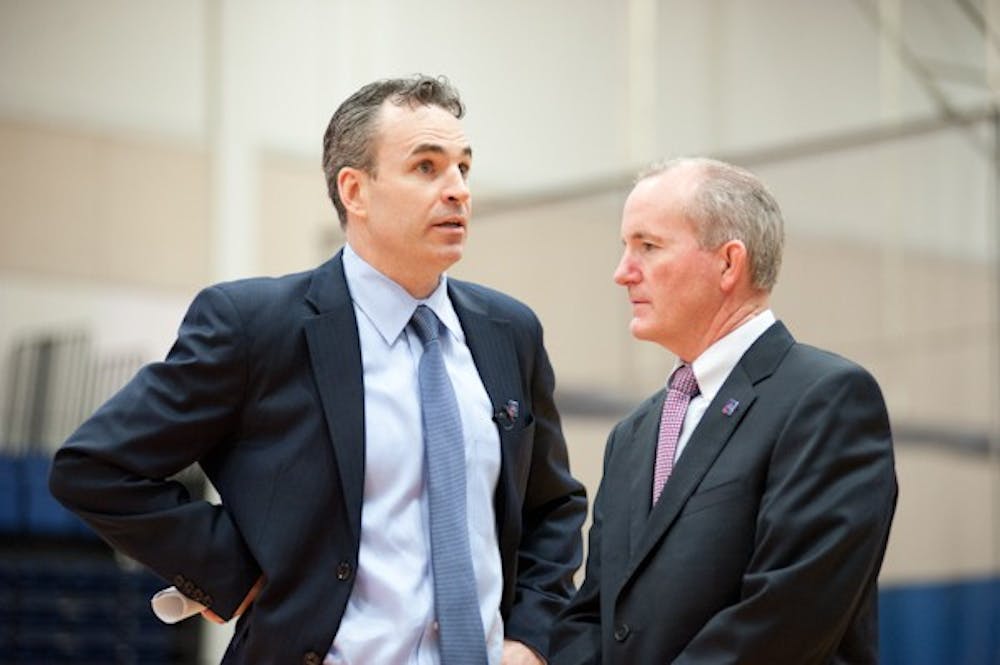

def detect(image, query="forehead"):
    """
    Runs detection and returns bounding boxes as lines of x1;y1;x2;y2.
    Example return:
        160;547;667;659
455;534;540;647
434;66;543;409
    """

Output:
622;172;692;232
374;101;470;158
621;170;714;250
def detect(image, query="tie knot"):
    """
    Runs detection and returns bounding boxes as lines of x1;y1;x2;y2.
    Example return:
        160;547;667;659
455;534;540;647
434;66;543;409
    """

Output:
410;305;440;344
670;364;699;397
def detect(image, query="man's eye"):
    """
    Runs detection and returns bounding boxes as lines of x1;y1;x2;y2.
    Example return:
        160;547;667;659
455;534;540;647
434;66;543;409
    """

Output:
416;161;434;174
458;163;470;179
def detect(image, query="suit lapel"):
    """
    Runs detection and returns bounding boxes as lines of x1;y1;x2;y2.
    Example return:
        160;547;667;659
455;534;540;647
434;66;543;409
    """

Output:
626;391;666;560
449;285;520;415
448;282;523;530
622;322;794;583
625;368;757;580
303;251;365;543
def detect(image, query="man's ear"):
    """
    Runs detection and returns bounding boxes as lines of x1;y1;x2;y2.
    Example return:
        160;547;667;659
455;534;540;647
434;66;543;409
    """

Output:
719;240;749;292
338;167;368;220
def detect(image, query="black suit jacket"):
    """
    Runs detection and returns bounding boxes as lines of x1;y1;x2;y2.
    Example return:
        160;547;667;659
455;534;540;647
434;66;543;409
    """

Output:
50;250;586;664
551;322;897;664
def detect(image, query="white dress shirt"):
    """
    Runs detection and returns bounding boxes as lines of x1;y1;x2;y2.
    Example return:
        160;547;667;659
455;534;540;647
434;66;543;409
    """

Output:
673;310;776;462
327;245;503;665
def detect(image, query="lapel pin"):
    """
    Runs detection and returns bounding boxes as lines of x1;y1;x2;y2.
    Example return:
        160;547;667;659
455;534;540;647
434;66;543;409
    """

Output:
721;398;740;416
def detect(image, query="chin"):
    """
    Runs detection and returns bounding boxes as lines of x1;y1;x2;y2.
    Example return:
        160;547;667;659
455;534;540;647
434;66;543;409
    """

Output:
435;246;464;269
629;319;653;341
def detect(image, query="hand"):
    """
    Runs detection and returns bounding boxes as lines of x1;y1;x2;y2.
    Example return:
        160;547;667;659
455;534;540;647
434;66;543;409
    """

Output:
502;639;545;665
200;575;265;624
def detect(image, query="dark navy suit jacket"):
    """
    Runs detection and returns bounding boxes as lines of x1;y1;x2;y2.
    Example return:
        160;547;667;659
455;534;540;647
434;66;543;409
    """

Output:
550;322;897;664
50;250;586;664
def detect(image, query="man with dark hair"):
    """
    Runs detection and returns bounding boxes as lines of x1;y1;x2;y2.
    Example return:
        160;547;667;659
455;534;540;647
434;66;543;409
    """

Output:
550;158;897;664
50;75;586;665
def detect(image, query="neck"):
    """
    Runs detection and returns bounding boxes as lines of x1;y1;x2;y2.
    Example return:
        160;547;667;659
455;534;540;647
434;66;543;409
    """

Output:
384;264;442;300
678;292;769;363
718;298;768;335
345;235;442;300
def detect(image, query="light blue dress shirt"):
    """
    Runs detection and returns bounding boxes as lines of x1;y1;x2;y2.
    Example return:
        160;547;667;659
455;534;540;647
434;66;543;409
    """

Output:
326;244;503;665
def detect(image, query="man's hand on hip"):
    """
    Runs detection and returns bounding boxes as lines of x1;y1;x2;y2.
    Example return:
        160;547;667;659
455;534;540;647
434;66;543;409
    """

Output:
502;639;545;665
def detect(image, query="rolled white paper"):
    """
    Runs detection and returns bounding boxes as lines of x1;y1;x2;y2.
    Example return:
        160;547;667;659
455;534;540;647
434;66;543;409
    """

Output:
151;586;207;624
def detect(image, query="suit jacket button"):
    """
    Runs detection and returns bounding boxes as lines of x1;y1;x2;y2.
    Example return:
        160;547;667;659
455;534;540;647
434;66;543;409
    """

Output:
336;561;353;581
303;652;322;665
613;623;631;642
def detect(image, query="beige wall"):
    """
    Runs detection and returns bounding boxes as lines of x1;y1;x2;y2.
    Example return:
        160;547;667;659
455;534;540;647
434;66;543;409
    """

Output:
883;445;999;584
0;121;211;289
258;151;343;276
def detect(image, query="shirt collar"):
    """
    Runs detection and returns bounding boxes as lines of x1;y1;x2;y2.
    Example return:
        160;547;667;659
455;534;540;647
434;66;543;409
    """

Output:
679;310;776;403
342;243;464;345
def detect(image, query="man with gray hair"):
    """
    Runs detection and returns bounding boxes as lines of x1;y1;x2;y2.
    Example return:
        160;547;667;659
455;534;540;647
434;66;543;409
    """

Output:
550;158;897;664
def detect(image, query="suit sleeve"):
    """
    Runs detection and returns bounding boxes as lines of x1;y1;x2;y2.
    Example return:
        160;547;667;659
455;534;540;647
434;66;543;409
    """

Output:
504;317;588;656
49;285;261;619
675;365;897;664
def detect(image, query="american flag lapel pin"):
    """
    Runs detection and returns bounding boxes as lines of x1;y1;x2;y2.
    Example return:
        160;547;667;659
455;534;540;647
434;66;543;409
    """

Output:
721;398;740;416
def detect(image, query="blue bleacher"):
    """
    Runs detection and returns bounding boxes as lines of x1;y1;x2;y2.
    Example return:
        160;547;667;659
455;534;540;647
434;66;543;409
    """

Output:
0;452;197;664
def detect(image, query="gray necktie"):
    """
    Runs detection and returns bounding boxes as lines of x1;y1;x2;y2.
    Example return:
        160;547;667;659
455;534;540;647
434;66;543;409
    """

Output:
409;305;488;664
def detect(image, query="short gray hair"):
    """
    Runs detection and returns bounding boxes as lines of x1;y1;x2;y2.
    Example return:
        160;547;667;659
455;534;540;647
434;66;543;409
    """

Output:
640;157;784;291
321;75;465;228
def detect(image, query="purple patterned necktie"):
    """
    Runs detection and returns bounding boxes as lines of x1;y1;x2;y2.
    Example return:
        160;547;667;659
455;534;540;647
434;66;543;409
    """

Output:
652;364;700;506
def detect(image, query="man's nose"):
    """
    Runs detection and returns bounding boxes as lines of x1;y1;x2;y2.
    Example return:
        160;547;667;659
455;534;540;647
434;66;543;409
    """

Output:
443;167;470;204
613;253;637;285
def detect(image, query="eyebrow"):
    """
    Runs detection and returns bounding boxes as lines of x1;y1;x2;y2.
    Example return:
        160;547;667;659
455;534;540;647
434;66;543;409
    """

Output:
625;230;661;243
410;143;473;159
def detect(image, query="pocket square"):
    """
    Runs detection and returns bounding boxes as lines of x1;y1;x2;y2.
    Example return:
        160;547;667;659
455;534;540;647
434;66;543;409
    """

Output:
493;399;519;431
